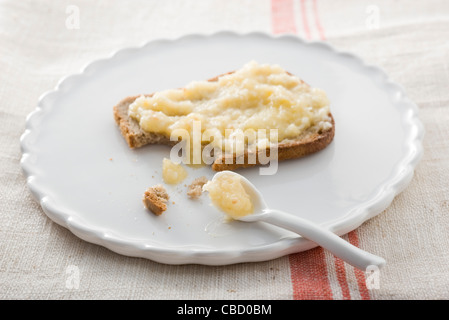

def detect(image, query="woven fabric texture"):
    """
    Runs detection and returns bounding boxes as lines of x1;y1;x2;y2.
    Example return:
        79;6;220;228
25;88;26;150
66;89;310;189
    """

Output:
1;0;448;299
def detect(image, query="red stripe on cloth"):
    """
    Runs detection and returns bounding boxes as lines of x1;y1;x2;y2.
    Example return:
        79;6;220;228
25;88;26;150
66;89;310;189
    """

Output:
348;231;371;300
271;0;297;34
333;255;351;300
271;0;370;301
289;247;333;300
271;0;332;300
310;0;370;300
312;0;326;40
299;0;312;39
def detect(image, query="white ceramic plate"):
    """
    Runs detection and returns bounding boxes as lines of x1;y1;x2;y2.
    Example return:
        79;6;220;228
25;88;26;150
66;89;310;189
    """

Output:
20;32;424;265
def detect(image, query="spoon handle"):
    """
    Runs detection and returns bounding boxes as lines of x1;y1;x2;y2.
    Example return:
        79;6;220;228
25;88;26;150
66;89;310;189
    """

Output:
262;209;386;271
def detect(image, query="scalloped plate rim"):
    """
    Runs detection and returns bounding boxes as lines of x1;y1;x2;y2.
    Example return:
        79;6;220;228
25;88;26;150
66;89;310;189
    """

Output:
20;31;424;265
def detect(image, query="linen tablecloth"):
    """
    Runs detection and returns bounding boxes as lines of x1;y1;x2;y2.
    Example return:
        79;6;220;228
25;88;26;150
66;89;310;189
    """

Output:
1;0;448;300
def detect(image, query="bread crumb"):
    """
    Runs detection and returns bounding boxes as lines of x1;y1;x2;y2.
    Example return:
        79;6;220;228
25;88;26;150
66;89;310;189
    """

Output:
143;184;169;216
187;176;208;199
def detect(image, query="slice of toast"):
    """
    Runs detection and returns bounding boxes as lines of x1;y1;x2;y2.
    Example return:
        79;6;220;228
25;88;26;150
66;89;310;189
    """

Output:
113;73;335;171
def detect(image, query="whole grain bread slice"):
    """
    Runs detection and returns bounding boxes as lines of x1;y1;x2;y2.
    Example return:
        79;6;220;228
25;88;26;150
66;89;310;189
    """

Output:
113;73;335;171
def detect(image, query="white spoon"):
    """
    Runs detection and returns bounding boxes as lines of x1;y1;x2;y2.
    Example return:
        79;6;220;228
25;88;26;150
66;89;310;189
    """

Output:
209;171;386;271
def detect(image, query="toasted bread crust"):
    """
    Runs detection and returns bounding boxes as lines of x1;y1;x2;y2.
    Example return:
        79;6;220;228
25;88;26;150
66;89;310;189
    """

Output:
113;72;335;171
113;95;174;149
